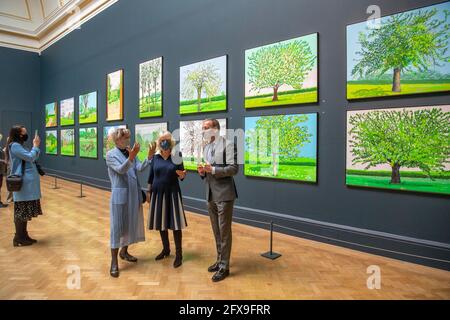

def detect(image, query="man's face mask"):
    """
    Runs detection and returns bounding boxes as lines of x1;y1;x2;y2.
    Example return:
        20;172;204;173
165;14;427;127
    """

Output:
203;128;217;142
160;140;171;151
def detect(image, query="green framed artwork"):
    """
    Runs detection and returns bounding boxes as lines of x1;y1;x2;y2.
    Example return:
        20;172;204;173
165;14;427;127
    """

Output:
346;2;450;100
60;97;75;126
245;33;318;108
79;127;98;159
103;125;126;158
45;102;57;127
346;105;450;195
60;129;75;157
79;91;97;124
45;130;58;155
135;122;167;161
107;70;124;121
245;113;317;182
179;55;227;115
179;118;227;170
139;57;163;118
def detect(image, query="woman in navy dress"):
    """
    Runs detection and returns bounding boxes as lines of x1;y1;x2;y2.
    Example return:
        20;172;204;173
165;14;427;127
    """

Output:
147;132;187;268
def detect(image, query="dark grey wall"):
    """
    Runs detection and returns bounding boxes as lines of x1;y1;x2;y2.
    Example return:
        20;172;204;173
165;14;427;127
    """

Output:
37;0;450;269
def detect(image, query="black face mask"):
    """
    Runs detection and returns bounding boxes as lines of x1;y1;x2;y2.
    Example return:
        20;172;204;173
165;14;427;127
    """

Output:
20;134;29;142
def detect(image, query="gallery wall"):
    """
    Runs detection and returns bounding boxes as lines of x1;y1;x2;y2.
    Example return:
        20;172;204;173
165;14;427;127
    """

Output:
37;0;450;269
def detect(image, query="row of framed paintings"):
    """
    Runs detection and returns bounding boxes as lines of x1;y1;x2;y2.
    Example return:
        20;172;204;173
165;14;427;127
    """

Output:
45;103;450;196
45;92;97;127
44;1;450;125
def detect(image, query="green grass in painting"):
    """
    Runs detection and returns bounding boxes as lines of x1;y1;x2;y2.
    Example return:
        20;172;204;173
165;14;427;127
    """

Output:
46;141;57;154
60;118;74;126
80;138;97;158
180;95;226;114
183;159;198;171
79;112;97;124
139;96;162;118
61;144;75;156
46;115;57;127
347;80;450;99
245;88;317;108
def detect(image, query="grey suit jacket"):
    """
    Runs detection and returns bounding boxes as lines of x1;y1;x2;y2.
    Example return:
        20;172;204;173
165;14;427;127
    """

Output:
201;136;238;202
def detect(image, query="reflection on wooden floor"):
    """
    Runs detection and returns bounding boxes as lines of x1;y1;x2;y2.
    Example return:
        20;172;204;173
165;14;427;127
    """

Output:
0;176;449;299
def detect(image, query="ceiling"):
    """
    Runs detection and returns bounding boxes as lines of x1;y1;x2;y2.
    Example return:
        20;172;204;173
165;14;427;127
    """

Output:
0;0;118;54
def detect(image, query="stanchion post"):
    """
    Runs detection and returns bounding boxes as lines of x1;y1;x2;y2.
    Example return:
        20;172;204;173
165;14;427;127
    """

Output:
78;181;86;198
52;176;59;189
261;221;282;260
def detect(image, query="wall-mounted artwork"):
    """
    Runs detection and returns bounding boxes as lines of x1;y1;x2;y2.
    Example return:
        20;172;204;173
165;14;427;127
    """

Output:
245;33;318;108
60;97;75;126
179;55;227;115
60;129;75;157
135;122;167;161
79;91;97;124
103;125;126;158
79;127;98;159
180;118;227;170
107;70;124;121
346;2;450;100
139;57;163;118
45;130;58;155
45;102;57;127
245;113;317;182
346;105;450;195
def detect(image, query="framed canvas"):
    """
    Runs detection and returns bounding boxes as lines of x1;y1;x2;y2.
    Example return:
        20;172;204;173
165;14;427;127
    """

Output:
79;127;98;159
135;122;167;161
79;91;97;124
60;128;75;157
45;102;57;128
60;97;75;126
244;113;317;182
245;33;318;108
346;105;450;195
103;125;127;158
179;118;227;170
346;2;450;100
139;57;163;118
106;69;124;121
45;130;58;155
179;55;227;115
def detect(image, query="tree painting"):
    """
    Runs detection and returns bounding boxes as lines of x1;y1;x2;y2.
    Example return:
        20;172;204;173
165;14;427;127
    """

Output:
139;57;163;118
107;70;123;121
60;129;75;157
79;127;98;159
179;56;227;114
103;125;126;159
45;102;57;127
245;113;317;182
45;130;58;155
60;97;75;126
346;105;450;195
347;2;450;99
135;122;167;161
179;118;227;170
79;91;97;124
245;33;318;108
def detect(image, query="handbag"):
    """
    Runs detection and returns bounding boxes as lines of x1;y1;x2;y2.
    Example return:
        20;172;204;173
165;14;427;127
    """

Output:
35;162;45;176
5;144;26;192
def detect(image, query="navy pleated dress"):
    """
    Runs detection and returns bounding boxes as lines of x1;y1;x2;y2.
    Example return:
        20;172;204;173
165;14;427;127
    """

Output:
148;153;187;231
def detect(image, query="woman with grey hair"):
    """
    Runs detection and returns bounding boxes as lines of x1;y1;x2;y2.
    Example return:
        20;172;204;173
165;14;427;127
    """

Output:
106;128;156;277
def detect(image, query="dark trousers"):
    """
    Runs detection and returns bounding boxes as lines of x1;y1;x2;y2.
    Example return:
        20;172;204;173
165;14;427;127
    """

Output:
208;200;234;270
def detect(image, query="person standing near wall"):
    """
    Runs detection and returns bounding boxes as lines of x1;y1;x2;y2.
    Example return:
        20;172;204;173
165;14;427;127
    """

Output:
0;134;8;208
198;119;238;282
6;126;42;246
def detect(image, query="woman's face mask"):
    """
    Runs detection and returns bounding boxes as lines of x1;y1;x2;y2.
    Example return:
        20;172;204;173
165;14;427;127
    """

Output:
160;140;171;151
20;133;29;142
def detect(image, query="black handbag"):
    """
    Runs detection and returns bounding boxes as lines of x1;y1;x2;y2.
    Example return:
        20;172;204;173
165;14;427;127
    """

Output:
35;162;45;176
6;159;25;192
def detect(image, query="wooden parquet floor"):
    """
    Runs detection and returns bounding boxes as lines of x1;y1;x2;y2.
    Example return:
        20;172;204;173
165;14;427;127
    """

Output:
0;176;449;300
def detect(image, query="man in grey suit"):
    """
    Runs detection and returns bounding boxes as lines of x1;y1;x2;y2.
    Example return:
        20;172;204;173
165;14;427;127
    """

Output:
198;119;238;282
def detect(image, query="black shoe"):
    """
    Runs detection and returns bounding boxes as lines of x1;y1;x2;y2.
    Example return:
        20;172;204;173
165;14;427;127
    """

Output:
13;237;33;247
173;254;182;268
208;262;220;273
110;263;119;278
155;250;170;261
25;233;37;243
212;268;230;282
119;251;138;262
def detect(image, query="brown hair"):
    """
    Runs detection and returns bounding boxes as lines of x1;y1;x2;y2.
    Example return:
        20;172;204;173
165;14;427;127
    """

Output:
203;118;220;130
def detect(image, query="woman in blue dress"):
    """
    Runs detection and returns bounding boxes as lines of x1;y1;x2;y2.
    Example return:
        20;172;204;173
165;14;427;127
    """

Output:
147;132;187;268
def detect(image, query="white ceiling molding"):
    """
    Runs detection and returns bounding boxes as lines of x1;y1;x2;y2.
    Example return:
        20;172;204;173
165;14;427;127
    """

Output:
0;0;118;54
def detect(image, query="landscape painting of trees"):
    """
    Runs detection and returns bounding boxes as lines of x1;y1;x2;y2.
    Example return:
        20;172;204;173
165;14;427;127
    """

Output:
180;118;227;170
60;97;75;126
45;130;58;155
139;57;163;118
45;102;57;127
245;113;317;182
60;129;75;157
103;125;126;158
179;55;227;114
79;91;97;124
346;105;450;195
347;2;450;100
79;127;98;159
107;70;123;121
245;33;318;108
135;122;167;161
